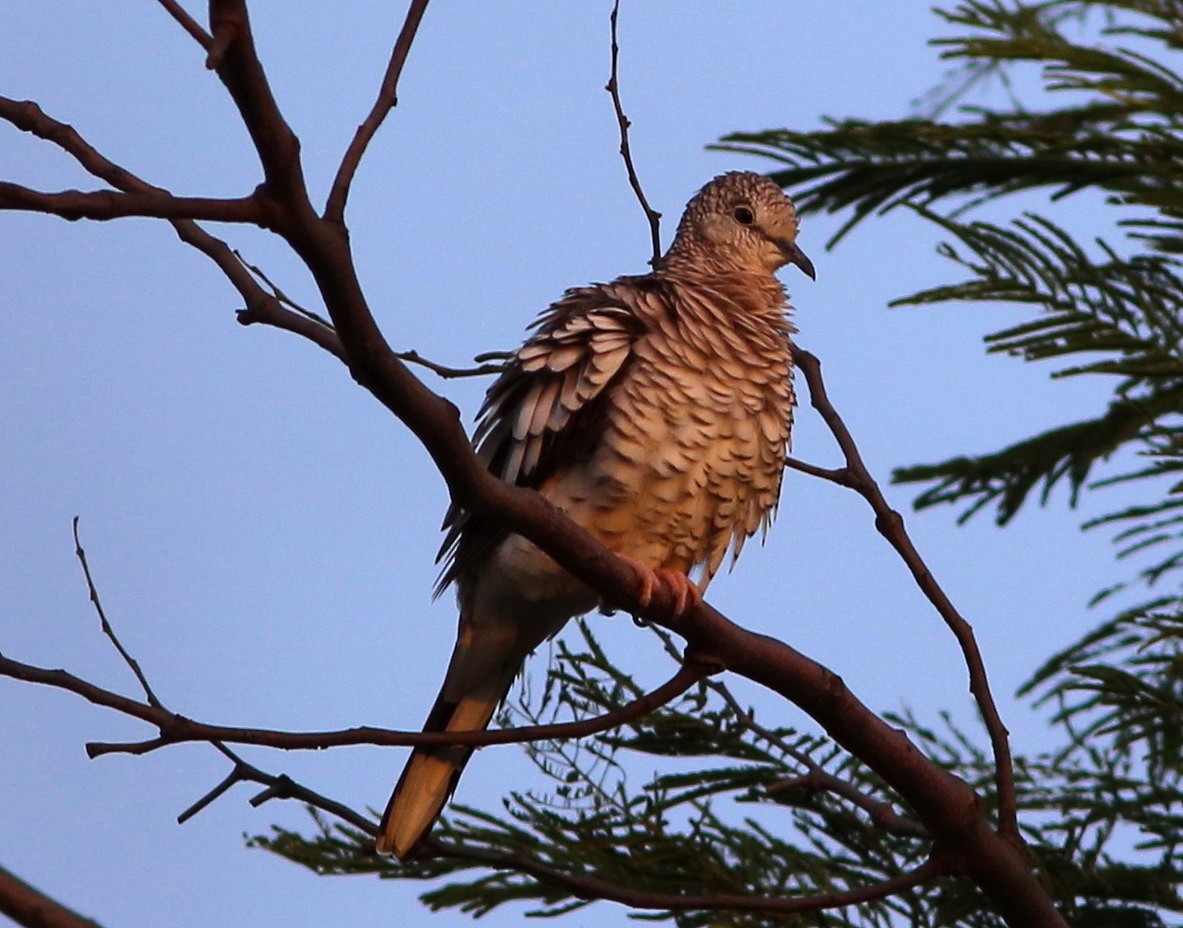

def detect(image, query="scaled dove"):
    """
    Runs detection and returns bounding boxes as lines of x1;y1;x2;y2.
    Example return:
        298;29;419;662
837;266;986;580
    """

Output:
377;171;814;858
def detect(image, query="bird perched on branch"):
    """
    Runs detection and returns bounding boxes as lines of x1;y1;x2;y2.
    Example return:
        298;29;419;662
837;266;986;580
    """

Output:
377;171;814;859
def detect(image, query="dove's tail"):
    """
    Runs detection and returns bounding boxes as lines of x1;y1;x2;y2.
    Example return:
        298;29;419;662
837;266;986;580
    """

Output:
376;623;523;860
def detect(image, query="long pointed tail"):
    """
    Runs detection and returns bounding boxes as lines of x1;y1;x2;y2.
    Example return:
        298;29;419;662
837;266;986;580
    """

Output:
376;682;508;859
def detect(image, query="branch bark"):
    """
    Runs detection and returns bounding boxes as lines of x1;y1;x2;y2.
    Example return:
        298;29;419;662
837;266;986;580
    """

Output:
0;652;707;756
0;866;105;928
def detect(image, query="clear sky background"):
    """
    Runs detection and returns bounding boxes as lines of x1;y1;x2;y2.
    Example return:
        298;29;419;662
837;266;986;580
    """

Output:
1;4;1142;927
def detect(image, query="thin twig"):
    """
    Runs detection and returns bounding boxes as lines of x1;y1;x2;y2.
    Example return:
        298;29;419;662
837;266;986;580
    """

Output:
325;0;431;224
790;344;1019;843
606;0;661;267
0;651;707;756
426;840;944;915
72;518;163;709
394;349;507;379
155;0;213;49
233;251;335;328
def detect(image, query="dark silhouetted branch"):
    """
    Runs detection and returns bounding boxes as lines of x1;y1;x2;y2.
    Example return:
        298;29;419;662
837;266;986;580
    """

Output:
0;652;708;756
606;0;661;267
789;345;1019;844
0;865;106;928
73;518;162;709
0;182;261;224
156;0;212;49
325;0;431;224
426;841;945;916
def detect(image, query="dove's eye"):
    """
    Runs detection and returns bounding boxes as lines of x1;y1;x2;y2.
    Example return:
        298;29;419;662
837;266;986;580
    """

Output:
733;205;755;225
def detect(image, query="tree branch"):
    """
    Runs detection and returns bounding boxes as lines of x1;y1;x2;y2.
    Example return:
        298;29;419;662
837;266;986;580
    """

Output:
425;841;945;916
0;866;106;928
789;345;1020;844
72;518;162;709
0;651;708;756
179;743;375;833
155;0;213;49
325;0;431;224
0;182;262;224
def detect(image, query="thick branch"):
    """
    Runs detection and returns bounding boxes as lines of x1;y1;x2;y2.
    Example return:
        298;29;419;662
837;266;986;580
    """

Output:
206;1;310;210
325;0;431;224
0;866;105;928
789;345;1019;844
427;842;944;916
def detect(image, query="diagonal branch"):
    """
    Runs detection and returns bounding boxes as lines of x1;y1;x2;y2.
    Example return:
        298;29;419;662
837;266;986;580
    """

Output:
0;865;106;928
155;0;213;49
72;518;162;709
205;0;309;207
179;743;376;832
325;0;431;224
789;345;1019;844
0;96;341;362
426;841;945;916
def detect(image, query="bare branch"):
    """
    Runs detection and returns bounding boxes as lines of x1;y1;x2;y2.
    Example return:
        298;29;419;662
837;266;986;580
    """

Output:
606;0;661;267
181;743;375;833
206;1;308;204
325;0;431;224
72;518;163;709
0;866;106;928
0;651;708;756
786;454;856;487
155;0;213;49
426;841;945;916
0;181;262;224
790;345;1020;844
394;349;507;380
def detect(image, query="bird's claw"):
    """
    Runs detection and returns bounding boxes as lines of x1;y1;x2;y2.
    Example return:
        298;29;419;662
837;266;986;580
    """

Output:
616;555;701;621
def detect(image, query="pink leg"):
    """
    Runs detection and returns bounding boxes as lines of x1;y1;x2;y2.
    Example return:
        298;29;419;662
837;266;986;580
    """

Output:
616;555;702;619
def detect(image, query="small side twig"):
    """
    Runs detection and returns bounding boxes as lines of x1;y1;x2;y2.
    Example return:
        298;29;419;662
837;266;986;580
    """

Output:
395;349;507;380
789;345;1019;844
180;743;375;832
72;518;162;709
606;0;661;267
325;0;431;224
155;0;213;49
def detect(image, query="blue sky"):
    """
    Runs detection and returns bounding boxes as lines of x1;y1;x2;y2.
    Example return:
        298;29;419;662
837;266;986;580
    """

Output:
1;4;1140;927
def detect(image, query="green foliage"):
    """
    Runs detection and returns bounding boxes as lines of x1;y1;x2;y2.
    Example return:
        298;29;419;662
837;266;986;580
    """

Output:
718;1;1183;557
258;620;1183;925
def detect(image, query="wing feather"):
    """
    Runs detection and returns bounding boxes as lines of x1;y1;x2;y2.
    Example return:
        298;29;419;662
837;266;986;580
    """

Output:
435;284;646;595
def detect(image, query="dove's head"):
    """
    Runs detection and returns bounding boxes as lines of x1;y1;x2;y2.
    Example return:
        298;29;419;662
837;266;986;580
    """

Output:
665;171;814;279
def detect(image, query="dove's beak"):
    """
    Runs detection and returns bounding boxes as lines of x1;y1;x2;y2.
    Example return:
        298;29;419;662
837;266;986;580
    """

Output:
779;240;816;280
